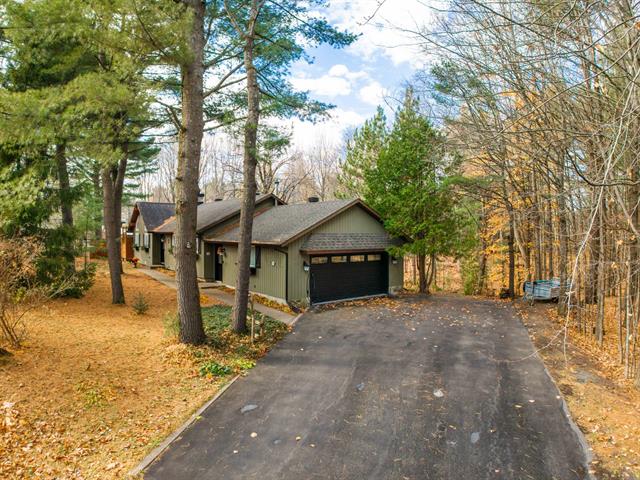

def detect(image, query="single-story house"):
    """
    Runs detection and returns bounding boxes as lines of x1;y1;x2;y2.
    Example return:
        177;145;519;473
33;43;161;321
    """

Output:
151;193;281;277
127;202;175;267
128;196;403;306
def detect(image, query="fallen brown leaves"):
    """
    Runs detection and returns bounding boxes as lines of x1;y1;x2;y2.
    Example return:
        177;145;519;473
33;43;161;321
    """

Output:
210;284;295;315
518;303;640;479
0;261;231;479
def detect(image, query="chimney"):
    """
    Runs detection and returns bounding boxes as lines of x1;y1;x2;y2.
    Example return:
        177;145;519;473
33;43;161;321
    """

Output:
308;196;319;203
197;190;205;204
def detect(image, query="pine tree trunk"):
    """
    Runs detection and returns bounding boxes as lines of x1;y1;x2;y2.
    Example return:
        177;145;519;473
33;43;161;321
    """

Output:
417;253;427;294
92;163;102;240
55;143;74;228
232;1;261;333
101;149;127;305
427;253;436;293
175;0;206;345
55;142;76;275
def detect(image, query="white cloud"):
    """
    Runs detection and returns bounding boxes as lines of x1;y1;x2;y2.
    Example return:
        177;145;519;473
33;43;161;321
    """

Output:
290;74;352;96
358;81;388;106
328;64;350;77
290;64;370;98
273;108;366;151
321;0;442;67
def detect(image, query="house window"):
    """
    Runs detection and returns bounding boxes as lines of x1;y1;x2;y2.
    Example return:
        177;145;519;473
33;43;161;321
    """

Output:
134;232;140;248
196;237;200;254
250;246;261;275
367;254;382;261
331;255;347;263
170;235;175;250
311;256;328;264
350;255;365;262
143;233;150;249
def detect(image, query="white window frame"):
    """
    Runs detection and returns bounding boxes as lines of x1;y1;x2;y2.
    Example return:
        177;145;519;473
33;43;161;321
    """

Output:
143;232;150;249
196;236;200;254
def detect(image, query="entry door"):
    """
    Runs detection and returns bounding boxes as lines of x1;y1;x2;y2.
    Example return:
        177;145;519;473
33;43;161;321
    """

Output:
310;253;388;304
215;245;223;281
203;243;215;281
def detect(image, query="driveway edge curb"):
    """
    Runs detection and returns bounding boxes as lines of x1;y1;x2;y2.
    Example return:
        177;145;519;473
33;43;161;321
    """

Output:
536;354;596;480
513;303;595;480
290;311;305;326
127;374;241;478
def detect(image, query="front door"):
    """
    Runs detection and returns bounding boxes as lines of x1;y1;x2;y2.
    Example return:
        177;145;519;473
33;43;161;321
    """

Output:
203;243;215;281
215;244;223;282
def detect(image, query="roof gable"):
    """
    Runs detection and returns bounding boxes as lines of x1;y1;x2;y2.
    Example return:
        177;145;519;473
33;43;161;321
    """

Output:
204;199;384;246
129;202;175;232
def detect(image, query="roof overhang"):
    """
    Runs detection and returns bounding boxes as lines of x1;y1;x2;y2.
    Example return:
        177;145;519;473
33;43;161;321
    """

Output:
127;205;140;232
300;247;389;255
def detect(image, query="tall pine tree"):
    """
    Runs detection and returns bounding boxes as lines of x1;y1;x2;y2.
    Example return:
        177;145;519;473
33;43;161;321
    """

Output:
338;106;388;199
362;89;470;293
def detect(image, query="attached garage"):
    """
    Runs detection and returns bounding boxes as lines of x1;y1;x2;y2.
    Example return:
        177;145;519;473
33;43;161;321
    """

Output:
309;252;389;304
205;199;404;306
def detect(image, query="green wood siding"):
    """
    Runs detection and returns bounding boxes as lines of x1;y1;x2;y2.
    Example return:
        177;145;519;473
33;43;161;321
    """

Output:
163;234;176;270
133;216;153;266
286;205;404;304
219;245;286;301
196;235;205;278
389;257;404;292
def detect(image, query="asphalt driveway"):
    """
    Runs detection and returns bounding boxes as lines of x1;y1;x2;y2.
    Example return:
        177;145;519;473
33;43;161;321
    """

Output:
145;295;591;480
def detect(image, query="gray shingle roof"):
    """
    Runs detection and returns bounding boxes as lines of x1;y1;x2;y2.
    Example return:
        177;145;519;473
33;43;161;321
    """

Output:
136;202;175;231
154;194;273;234
205;199;375;246
300;232;400;253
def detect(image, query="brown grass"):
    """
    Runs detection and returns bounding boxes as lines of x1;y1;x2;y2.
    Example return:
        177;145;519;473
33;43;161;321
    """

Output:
0;261;232;479
518;303;640;479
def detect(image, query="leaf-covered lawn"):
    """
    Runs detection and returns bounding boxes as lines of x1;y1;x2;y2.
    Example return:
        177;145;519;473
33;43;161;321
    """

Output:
0;263;289;480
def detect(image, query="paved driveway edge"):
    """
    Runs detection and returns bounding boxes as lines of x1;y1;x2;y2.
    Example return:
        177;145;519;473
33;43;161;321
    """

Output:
515;308;595;480
128;375;241;478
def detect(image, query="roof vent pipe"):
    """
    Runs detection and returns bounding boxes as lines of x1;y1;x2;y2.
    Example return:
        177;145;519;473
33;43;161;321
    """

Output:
308;196;319;203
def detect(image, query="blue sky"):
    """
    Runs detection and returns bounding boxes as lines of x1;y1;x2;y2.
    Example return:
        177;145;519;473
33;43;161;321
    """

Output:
281;0;439;150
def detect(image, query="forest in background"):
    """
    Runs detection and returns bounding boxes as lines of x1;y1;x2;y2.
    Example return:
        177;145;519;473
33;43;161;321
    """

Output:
416;0;640;386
